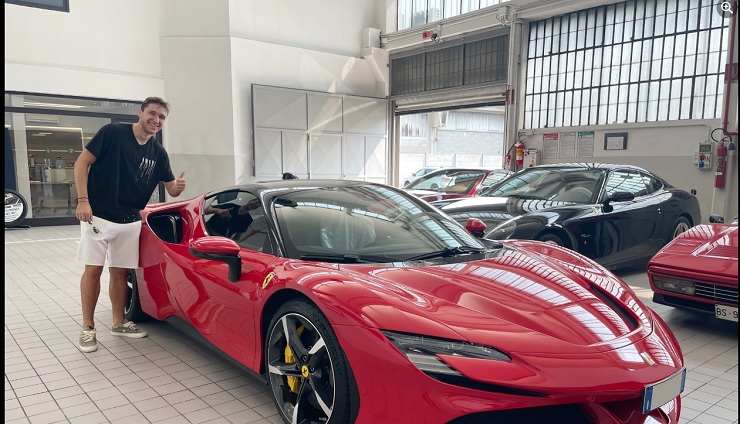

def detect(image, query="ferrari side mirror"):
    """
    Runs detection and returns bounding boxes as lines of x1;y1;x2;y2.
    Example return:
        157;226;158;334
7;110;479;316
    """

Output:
465;218;487;238
189;236;242;282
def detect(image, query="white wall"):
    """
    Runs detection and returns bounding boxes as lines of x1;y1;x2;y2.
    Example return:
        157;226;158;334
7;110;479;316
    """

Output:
4;0;164;100
157;0;236;198
228;0;382;58
518;120;734;222
229;37;386;184
5;0;388;201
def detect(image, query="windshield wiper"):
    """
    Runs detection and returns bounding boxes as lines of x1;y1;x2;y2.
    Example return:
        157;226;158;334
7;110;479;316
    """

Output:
404;246;486;262
299;254;392;264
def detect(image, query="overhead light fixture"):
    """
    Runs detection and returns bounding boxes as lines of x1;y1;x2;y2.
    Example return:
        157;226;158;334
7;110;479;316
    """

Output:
23;102;86;109
25;125;83;132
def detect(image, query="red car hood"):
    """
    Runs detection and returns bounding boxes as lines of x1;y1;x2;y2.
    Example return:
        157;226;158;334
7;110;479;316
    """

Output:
337;241;653;356
650;224;738;280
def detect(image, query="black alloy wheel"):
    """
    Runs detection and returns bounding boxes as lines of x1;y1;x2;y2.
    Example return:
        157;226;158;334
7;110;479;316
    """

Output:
124;270;150;322
266;301;356;424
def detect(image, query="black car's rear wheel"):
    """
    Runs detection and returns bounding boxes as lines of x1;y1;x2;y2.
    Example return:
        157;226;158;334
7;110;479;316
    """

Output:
538;232;566;247
672;217;691;239
124;270;150;322
266;300;356;424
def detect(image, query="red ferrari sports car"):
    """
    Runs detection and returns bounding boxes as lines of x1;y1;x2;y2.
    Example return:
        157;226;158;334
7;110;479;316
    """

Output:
404;168;512;203
648;220;738;322
128;180;685;424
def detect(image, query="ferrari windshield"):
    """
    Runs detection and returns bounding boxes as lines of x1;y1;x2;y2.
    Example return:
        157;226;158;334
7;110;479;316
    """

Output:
272;184;485;262
482;168;606;204
406;170;486;194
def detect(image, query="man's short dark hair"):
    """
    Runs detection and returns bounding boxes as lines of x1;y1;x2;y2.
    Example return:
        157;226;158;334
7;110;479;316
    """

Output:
141;97;169;113
282;172;298;180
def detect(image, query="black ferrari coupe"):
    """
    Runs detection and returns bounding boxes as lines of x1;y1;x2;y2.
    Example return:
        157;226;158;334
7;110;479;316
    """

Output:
440;163;701;270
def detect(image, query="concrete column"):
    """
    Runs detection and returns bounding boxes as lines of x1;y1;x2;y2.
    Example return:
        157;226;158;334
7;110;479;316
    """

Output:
505;12;523;166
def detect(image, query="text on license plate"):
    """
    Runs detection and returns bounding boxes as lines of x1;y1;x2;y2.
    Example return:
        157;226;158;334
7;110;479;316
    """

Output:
715;304;738;322
643;368;686;414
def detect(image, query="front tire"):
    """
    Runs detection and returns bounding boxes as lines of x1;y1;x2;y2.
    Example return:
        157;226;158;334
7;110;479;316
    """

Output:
265;300;357;424
672;216;692;239
124;270;151;322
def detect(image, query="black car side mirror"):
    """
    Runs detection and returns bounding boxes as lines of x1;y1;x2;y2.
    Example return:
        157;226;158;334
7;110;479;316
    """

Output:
603;191;635;213
709;214;725;224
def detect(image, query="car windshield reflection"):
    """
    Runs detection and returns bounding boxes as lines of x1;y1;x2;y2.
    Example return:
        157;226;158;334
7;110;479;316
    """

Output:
272;184;485;262
483;168;606;204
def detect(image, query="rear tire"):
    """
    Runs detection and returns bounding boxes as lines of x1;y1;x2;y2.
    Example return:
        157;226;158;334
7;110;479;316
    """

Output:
537;232;566;247
124;270;151;322
265;300;358;424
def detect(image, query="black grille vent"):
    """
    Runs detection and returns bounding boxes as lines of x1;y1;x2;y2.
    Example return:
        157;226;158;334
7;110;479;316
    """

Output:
694;282;738;305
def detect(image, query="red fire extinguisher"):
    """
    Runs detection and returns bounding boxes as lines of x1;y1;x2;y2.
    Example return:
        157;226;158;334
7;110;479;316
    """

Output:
515;142;525;170
715;141;727;189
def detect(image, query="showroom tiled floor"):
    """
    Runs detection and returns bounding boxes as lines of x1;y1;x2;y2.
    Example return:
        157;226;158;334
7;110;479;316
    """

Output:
4;225;739;423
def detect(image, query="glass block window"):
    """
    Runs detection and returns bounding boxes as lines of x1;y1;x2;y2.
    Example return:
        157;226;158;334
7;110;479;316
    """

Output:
398;0;508;31
392;54;427;96
465;36;509;84
524;0;731;129
426;46;464;90
391;35;508;96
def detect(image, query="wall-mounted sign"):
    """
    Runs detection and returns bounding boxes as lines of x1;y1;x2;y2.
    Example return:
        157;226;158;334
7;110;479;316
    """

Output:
577;131;595;159
604;132;628;150
542;133;559;163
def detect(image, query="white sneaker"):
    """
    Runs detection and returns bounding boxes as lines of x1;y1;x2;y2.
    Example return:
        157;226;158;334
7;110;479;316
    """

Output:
110;321;147;338
78;328;98;353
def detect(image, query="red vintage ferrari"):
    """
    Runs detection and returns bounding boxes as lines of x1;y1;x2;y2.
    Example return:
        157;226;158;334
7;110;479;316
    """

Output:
128;180;685;424
648;220;738;323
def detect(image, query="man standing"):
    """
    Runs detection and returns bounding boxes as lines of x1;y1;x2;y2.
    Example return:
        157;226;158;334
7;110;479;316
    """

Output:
73;97;185;353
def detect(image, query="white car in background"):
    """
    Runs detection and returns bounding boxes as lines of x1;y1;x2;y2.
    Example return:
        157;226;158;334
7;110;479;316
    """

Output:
401;166;441;187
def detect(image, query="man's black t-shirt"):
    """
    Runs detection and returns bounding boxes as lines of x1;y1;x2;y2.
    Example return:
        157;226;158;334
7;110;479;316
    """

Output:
85;123;174;223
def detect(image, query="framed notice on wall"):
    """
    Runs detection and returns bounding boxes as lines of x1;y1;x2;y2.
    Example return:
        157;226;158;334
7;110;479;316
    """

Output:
542;133;559;164
604;132;628;150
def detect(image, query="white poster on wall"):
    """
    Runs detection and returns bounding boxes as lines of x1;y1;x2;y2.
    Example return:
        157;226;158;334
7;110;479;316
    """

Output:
542;133;559;164
577;131;595;159
558;132;577;160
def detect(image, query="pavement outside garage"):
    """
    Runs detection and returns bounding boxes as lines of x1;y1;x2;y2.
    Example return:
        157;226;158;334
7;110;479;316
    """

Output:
4;226;738;424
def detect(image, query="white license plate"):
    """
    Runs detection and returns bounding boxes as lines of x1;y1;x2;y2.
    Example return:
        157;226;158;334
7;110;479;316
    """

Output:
643;368;686;414
715;304;739;322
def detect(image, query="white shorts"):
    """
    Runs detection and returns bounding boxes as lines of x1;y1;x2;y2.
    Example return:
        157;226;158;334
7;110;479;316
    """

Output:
77;216;142;269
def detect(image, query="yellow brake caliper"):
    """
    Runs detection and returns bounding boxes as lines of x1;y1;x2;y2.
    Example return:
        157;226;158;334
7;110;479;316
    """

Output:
284;325;305;393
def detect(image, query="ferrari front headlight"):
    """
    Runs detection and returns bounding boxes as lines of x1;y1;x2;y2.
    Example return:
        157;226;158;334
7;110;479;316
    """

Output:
382;331;510;376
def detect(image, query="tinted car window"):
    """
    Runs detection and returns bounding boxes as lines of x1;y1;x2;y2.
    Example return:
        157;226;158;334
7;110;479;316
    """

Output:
406;170;486;193
639;173;663;194
272;184;484;261
484;168;605;203
204;191;272;252
604;171;651;198
480;171;511;188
